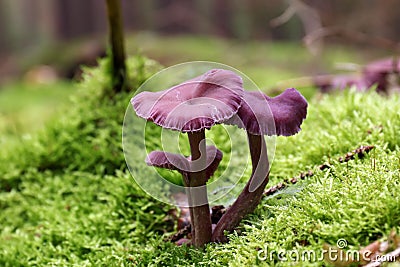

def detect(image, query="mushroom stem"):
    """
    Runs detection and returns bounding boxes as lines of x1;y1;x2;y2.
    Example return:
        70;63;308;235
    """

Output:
187;130;212;247
182;174;196;242
212;133;269;243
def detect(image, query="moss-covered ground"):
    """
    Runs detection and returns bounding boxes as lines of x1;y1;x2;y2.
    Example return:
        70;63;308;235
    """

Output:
1;39;399;266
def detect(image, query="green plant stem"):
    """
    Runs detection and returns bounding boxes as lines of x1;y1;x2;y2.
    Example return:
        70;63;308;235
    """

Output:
212;133;269;243
105;0;126;92
187;130;212;247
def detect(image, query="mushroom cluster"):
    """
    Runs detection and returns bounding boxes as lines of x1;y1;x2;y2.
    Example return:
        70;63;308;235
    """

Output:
131;68;308;247
314;57;400;93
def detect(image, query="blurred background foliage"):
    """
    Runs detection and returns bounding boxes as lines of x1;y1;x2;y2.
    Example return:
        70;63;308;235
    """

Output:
0;0;399;154
1;0;400;82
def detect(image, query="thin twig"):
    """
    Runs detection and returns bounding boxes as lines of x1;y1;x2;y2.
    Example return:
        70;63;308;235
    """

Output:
263;145;375;198
270;0;323;55
304;26;400;53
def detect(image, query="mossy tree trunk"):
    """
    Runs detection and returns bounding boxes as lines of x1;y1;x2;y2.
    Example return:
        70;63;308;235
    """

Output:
105;0;126;92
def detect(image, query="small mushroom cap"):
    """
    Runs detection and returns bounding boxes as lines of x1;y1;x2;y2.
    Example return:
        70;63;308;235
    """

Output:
314;74;368;92
131;69;244;132
363;58;400;74
361;58;400;92
145;151;190;173
145;145;223;179
227;88;308;136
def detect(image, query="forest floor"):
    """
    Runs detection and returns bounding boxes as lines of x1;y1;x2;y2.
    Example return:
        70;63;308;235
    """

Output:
0;35;399;266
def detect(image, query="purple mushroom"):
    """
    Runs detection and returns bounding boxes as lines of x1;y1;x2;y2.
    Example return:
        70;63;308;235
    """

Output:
212;88;308;242
363;57;400;74
131;69;244;247
362;57;400;93
314;74;368;92
314;57;400;93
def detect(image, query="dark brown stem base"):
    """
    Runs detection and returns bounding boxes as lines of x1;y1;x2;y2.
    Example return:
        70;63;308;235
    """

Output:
187;130;212;247
212;134;269;243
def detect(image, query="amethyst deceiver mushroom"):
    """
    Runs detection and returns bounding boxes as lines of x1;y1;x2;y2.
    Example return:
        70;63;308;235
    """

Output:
362;57;400;93
212;88;308;242
314;74;367;92
131;69;244;247
313;58;400;93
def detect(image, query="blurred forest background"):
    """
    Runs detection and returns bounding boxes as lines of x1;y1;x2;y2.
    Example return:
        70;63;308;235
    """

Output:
1;0;400;83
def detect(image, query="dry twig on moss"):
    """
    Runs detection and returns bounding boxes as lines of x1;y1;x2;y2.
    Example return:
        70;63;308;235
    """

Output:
263;145;375;198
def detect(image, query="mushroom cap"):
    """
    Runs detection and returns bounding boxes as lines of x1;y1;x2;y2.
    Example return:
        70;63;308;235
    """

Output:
227;88;308;136
145;151;190;174
131;69;244;132
145;145;223;180
363;58;400;74
362;58;400;92
314;74;368;92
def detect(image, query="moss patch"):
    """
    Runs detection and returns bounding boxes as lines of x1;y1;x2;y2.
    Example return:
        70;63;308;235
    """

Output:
0;55;399;266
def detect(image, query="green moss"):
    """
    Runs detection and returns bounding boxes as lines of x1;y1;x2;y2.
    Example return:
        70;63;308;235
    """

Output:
270;90;400;182
0;54;399;266
0;170;171;267
1;55;161;184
